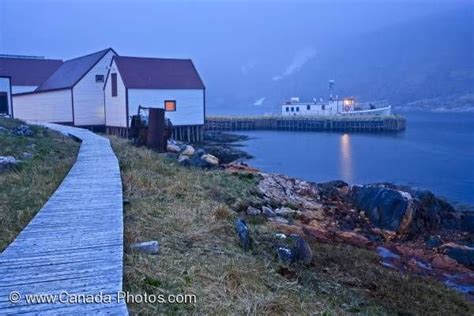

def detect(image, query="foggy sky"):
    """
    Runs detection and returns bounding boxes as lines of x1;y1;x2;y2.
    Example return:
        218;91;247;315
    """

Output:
1;0;472;114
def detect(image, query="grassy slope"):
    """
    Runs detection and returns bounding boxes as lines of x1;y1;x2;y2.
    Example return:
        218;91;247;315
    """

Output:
0;118;79;251
110;136;473;315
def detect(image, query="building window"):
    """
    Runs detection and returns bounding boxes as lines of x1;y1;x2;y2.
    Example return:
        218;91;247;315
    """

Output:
111;73;117;97
291;107;294;112
165;100;176;112
286;107;289;112
296;107;299;112
95;75;104;83
307;105;311;110
322;105;325;110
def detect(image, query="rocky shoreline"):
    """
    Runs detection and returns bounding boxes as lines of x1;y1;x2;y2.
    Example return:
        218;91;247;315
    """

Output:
249;172;474;297
164;132;474;299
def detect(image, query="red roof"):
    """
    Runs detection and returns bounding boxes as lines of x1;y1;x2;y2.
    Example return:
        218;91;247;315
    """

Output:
113;56;205;90
0;58;63;86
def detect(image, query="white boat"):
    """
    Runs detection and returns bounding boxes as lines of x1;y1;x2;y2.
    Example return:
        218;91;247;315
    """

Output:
281;81;391;117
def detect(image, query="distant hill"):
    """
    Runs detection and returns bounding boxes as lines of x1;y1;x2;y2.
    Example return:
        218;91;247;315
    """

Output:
207;7;474;115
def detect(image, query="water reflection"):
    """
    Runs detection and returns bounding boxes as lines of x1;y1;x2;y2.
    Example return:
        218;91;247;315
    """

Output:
340;133;353;183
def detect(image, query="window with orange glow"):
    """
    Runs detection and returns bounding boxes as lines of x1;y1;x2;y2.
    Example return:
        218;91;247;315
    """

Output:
164;100;176;111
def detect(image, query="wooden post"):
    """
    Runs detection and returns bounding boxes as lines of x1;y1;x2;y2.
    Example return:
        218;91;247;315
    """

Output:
147;108;166;152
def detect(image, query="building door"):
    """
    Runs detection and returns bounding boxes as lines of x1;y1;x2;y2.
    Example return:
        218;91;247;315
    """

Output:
0;92;9;115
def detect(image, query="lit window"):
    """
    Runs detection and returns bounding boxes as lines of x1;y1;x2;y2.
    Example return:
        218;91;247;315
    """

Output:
165;100;176;112
95;75;104;83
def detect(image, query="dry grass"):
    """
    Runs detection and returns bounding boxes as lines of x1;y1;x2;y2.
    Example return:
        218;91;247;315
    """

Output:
110;136;473;315
0;118;79;251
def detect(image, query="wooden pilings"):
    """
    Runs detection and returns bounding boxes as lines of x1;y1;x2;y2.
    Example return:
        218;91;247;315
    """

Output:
106;126;129;138
205;115;406;133
107;125;204;143
171;125;204;143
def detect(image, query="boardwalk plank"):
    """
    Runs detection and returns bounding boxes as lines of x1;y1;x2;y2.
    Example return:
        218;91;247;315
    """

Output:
0;124;128;315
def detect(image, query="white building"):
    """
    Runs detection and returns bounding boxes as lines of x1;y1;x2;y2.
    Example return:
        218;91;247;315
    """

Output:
12;48;116;128
104;56;205;139
1;49;206;139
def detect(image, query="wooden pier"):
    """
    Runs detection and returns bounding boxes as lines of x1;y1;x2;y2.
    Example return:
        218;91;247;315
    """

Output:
205;115;406;133
0;123;127;314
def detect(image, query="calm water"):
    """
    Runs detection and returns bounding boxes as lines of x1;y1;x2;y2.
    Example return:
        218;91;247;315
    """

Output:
236;112;474;205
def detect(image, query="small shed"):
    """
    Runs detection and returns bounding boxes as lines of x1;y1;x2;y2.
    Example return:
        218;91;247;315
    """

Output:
0;57;63;94
104;56;205;141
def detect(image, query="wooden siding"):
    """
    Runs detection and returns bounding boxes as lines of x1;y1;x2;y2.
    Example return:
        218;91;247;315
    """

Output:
0;77;12;115
127;89;204;126
12;89;73;123
73;50;116;126
11;85;37;94
104;60;127;127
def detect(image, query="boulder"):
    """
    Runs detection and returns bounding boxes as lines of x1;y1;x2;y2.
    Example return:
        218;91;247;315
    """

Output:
351;184;474;234
440;243;474;268
276;234;313;265
246;206;261;216
0;156;17;172
201;154;219;166
181;145;195;156
167;144;181;153
203;145;251;164
289;234;313;265
351;185;418;234
262;206;276;217
258;173;319;210
318;180;349;199
234;219;250;251
130;241;160;254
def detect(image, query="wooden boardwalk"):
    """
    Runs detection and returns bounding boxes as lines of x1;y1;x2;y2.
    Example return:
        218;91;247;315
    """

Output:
0;124;128;314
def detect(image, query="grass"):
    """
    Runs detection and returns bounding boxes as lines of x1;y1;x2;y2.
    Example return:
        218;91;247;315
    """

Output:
0;118;79;251
110;136;473;315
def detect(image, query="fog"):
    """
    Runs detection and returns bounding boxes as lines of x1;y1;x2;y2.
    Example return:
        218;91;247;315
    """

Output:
1;0;473;114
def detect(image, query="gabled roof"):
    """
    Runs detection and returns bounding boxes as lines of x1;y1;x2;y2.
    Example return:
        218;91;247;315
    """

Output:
113;56;205;90
35;48;116;92
0;58;63;86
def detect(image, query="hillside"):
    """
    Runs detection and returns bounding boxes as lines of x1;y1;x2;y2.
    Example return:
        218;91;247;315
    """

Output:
207;7;474;115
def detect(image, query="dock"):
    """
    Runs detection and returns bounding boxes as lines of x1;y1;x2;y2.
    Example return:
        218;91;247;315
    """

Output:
0;123;127;314
205;115;406;133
